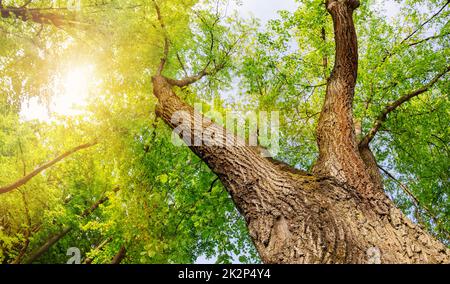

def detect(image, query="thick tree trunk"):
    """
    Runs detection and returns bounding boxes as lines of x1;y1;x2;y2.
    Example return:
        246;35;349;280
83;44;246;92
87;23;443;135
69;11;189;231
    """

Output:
150;0;450;263
152;76;449;263
313;0;376;199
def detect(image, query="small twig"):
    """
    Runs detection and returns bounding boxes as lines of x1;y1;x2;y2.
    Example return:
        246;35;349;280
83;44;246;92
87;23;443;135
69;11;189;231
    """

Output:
208;177;220;193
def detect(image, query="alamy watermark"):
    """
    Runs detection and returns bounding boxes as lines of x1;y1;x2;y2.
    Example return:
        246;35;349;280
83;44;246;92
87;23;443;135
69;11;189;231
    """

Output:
170;103;280;157
66;247;81;264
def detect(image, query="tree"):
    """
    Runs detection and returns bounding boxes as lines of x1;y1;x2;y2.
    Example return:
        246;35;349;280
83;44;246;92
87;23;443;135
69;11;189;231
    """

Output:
0;0;449;264
150;0;449;263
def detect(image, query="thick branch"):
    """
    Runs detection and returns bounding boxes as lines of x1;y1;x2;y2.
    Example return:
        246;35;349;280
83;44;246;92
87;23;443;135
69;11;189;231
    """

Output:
314;0;377;196
360;66;450;147
0;142;97;195
152;75;286;188
24;227;72;264
325;0;359;83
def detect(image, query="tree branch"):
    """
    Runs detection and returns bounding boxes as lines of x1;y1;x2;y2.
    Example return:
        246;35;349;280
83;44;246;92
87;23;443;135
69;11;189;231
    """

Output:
84;237;112;264
23;187;119;264
408;31;450;47
360;66;450;147
12;191;32;264
152;0;169;75
0;6;84;27
20;0;33;9
164;68;216;87
0;142;97;195
400;0;450;45
164;34;243;87
378;165;442;226
377;1;450;66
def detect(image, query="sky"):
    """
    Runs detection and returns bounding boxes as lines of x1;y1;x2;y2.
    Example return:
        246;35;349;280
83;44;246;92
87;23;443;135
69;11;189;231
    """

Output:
231;0;298;24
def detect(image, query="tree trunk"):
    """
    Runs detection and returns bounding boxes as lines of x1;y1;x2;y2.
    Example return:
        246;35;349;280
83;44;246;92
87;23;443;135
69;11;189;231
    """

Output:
150;0;450;263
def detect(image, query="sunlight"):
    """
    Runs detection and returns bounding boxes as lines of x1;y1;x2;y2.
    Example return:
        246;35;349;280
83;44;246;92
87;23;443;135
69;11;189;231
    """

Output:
20;64;95;122
53;65;94;116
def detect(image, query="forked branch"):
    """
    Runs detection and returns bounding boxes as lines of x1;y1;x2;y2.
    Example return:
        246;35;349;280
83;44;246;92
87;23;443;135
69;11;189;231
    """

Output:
165;34;244;87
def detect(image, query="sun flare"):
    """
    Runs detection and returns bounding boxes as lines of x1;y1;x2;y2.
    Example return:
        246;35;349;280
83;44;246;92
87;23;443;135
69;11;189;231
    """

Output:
54;65;94;116
20;64;96;121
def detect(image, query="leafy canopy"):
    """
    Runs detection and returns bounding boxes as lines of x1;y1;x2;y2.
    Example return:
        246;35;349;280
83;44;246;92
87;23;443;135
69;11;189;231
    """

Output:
0;0;448;263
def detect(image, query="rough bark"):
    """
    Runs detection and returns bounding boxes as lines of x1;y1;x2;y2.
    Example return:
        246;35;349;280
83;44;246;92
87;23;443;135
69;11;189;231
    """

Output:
313;0;376;197
358;144;384;193
152;74;449;263
150;0;450;263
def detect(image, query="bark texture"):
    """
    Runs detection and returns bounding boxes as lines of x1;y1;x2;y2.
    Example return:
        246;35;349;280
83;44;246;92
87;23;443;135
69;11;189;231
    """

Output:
150;0;450;263
313;0;375;198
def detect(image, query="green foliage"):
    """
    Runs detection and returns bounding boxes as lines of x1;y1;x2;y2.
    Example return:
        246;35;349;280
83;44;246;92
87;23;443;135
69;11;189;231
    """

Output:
0;0;448;264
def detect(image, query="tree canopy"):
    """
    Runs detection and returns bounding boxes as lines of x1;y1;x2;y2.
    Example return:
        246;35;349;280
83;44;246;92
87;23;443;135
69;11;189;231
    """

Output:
0;0;448;264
